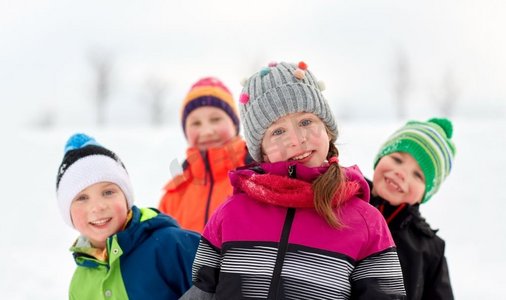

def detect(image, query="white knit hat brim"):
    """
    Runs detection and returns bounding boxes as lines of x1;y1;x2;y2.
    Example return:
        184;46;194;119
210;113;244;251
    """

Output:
57;155;134;228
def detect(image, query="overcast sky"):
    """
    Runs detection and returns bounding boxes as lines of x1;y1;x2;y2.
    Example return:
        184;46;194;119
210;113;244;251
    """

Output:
1;0;505;128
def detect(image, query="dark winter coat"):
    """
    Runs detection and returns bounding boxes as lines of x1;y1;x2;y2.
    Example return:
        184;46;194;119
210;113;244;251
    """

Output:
368;179;454;300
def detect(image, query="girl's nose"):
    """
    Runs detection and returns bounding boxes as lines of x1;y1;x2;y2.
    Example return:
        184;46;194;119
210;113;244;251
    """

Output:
288;129;305;147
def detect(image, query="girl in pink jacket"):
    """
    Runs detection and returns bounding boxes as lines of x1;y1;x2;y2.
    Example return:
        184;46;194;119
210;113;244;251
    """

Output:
182;61;407;300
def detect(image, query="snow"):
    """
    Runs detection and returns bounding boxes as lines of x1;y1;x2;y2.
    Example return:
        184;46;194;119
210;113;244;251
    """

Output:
1;117;504;299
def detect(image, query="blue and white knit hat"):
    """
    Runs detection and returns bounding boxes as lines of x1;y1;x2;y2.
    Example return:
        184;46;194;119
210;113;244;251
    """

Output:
239;61;337;162
373;118;456;203
56;133;134;227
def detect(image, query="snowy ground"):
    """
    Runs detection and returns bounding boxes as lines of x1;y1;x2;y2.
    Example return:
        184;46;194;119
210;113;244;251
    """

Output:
1;117;504;299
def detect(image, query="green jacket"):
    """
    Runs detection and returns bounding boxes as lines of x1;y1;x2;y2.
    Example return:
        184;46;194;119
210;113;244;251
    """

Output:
69;206;200;299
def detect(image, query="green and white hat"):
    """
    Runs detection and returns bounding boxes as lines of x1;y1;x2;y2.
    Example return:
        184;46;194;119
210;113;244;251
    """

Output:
373;118;456;203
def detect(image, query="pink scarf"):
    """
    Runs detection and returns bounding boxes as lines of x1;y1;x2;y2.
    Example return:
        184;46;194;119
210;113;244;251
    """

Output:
234;171;360;208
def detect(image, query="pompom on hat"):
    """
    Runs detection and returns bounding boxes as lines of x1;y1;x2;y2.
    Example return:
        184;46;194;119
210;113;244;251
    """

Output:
56;133;134;227
373;118;456;203
181;77;240;136
239;61;337;162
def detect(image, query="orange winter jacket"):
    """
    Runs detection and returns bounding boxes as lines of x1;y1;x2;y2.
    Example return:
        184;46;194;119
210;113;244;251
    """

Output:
158;137;251;233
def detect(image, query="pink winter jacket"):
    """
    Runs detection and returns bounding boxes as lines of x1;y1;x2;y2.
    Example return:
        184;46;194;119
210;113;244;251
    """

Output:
190;161;406;300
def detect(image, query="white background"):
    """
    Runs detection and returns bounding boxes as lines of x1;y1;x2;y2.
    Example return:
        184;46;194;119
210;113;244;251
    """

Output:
1;0;505;298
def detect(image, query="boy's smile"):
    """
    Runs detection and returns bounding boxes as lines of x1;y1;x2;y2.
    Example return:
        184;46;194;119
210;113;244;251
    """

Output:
372;152;426;206
70;182;129;250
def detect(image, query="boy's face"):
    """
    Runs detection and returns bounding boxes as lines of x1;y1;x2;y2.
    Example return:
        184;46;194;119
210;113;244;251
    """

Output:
372;152;426;206
70;182;129;250
261;112;330;168
185;106;236;151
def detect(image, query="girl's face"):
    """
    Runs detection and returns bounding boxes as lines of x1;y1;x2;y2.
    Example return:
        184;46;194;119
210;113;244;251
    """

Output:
70;182;129;250
185;106;236;151
372;152;426;206
261;112;330;167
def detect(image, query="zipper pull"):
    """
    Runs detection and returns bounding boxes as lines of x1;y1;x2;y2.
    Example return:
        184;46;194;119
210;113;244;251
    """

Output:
288;165;296;178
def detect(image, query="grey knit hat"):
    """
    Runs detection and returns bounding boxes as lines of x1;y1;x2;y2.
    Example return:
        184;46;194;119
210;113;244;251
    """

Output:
239;61;338;162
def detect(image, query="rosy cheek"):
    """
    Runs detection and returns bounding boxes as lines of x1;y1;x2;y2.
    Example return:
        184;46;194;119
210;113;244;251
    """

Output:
185;130;198;146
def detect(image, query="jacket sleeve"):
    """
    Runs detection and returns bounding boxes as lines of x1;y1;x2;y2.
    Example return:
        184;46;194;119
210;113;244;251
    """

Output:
351;207;407;299
158;181;180;215
423;243;454;300
179;282;217;300
191;237;222;294
191;200;227;293
351;247;406;299
159;228;201;298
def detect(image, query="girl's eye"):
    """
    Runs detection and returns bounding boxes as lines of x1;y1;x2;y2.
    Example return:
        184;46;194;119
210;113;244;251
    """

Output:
190;120;201;127
299;119;312;127
210;117;221;123
272;128;285;136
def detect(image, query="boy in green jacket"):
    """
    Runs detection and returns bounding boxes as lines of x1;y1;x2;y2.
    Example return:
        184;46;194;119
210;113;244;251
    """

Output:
56;133;199;299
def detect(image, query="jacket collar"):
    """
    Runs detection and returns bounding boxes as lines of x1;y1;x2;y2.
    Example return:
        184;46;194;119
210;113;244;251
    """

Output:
229;161;370;208
71;206;179;265
185;137;247;182
370;192;422;228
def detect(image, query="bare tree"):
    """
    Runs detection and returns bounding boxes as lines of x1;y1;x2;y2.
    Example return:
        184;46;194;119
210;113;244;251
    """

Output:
144;76;168;126
434;68;459;117
88;50;113;126
32;108;56;129
392;49;411;120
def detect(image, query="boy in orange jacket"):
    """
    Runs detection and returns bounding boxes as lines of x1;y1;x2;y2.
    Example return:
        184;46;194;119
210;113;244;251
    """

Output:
158;77;251;233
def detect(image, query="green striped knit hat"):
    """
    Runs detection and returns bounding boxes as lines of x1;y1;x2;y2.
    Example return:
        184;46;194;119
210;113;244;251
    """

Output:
373;118;456;203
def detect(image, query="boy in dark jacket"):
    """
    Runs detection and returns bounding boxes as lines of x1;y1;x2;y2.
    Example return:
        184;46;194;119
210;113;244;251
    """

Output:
369;118;456;300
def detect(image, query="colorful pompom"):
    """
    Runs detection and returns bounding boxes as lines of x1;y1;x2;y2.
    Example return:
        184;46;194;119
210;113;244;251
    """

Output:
298;61;308;70
268;61;278;67
429;118;453;138
317;80;326;91
294;68;305;80
64;133;97;153
260;67;271;77
239;93;250;104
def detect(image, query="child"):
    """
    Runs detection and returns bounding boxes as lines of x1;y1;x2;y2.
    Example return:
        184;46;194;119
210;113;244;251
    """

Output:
369;118;456;300
56;133;200;299
158;77;251;233
182;61;407;299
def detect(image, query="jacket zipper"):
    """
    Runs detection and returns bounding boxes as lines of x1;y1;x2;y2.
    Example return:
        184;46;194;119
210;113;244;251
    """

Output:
202;151;214;225
268;207;296;299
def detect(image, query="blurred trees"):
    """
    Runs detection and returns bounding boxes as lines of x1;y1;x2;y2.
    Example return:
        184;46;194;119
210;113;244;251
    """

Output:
88;50;113;126
433;68;458;117
392;49;411;120
142;76;169;127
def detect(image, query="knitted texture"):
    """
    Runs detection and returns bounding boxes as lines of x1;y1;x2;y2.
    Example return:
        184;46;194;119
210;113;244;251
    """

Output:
181;77;239;135
373;118;456;203
56;133;134;227
239;61;337;162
